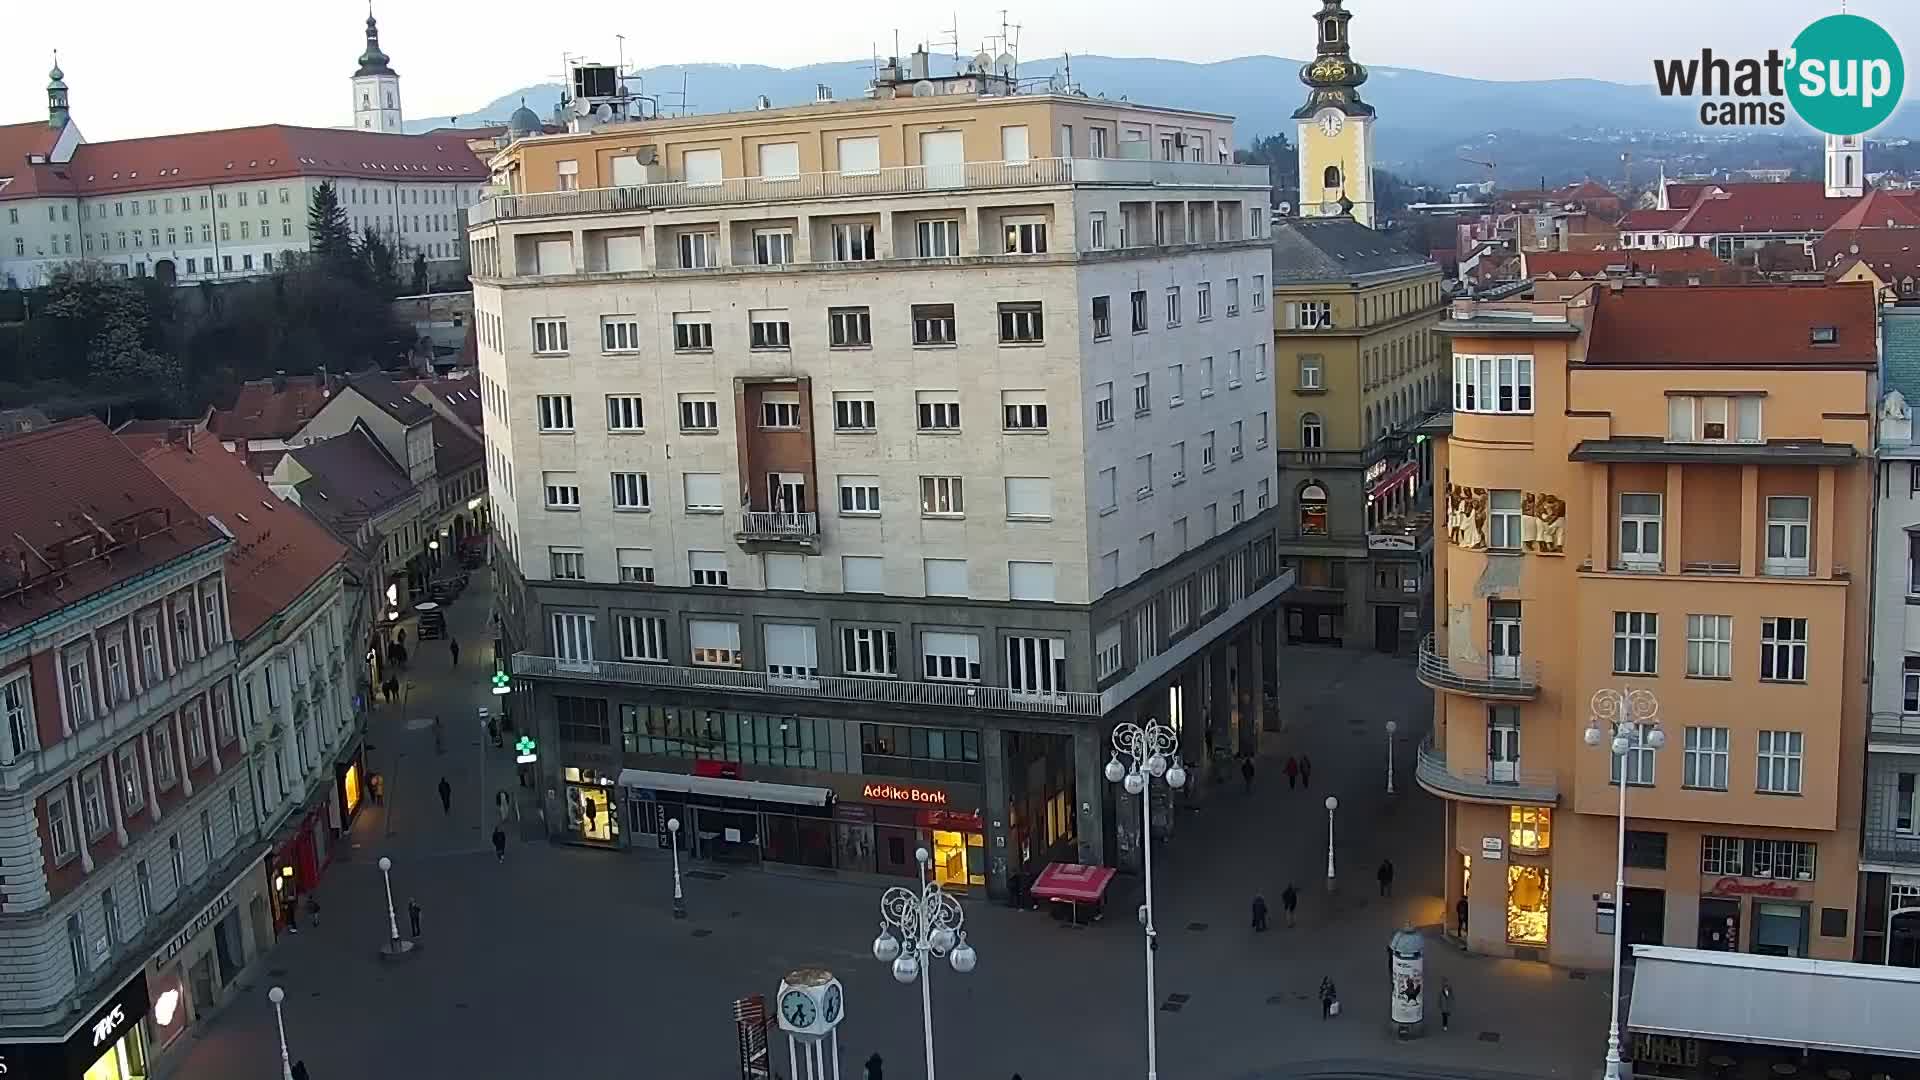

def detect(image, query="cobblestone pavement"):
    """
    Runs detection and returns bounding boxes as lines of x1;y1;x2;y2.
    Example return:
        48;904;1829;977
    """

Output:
162;597;1608;1080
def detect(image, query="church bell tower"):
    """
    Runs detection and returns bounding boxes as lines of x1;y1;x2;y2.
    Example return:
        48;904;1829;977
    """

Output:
1293;0;1378;228
352;8;404;133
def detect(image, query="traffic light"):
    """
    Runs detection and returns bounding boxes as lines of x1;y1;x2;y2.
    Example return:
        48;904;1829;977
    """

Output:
515;735;538;765
490;668;511;696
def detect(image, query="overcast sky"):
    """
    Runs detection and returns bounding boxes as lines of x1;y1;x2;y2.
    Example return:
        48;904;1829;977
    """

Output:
5;0;1917;141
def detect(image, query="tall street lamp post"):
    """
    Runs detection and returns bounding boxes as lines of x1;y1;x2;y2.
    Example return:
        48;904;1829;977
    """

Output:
1324;795;1339;890
1385;720;1398;795
1105;719;1186;1080
669;816;687;918
1586;687;1663;1080
871;847;977;1080
267;986;294;1080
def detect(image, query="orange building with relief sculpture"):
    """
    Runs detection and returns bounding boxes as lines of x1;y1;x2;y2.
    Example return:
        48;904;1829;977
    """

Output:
1421;280;1875;968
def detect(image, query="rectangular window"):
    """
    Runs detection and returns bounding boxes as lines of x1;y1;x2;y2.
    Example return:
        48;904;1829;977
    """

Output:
1613;611;1658;675
916;392;961;432
543;472;581;509
677;231;718;269
1008;562;1057;602
1899;772;1918;834
1002;391;1048;431
1095;625;1123;679
532;318;569;355
672;312;713;351
842;556;885;593
1;673;37;764
1003;217;1048;254
1686;614;1733;678
1226;277;1241;316
998;302;1044;344
1701;836;1744;876
1095;383;1114;427
1196;281;1212;321
750;309;791;349
764;624;819;681
117;745;144;815
916;218;960;258
920;476;965;516
1618;493;1664;570
1131;290;1149;333
1098;467;1118;512
833;394;876;432
611;472;651;511
912;304;956;345
1683;726;1731;791
831;222;878;261
1165;286;1182;327
551;612;595;662
606;395;646;432
1488;490;1523;550
1624;830;1667;870
537;394;575;432
1759;617;1808;682
615;549;657;586
555;697;610;745
1006;633;1066;694
923;559;970;598
752;228;793;265
682;473;724;512
678;396;719;432
1132;373;1152;416
838;476;881;514
760;391;802;430
1764;497;1811;576
1453;354;1534;415
79;768;109;838
1091;295;1111;340
1089;212;1108;250
689;551;731;588
921;631;981;681
1609;725;1657;786
1906;657;1920;713
1005;476;1052;520
1756;730;1805;794
829;307;872;348
1298;353;1322;390
47;788;77;864
841;627;898;677
600;315;641;353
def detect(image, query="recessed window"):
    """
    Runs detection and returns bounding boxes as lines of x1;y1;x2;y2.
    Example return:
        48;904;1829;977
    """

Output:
998;302;1044;344
838;475;881;515
615;550;657;587
1091;295;1112;340
1759;617;1808;682
913;304;956;346
682;473;724;512
1095;383;1114;428
549;548;586;580
831;222;878;261
760;391;802;430
599;315;640;354
1005;476;1052;521
677;230;718;269
537;395;575;432
689;618;742;665
830;307;872;348
1488;490;1523;550
1003;217;1048;254
1131;290;1148;333
1453;354;1534;415
678;396;719;433
611;472;651;511
916;392;961;432
672;312;713;351
1618;493;1663;570
1764;497;1811;576
916;218;960;258
543;472;581;509
1613;611;1658;675
689;552;731;589
1756;730;1805;794
750;309;791;349
1002;391;1048;431
833;394;877;432
1686;614;1733;678
532;318;569;355
752;228;793;266
920;476;965;517
605;395;645;432
1683;726;1730;790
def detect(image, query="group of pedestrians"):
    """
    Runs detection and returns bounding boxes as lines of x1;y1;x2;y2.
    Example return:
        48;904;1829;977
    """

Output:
437;775;510;862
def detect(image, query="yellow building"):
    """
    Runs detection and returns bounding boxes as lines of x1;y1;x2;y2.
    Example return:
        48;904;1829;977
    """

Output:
1293;0;1377;228
1271;214;1446;650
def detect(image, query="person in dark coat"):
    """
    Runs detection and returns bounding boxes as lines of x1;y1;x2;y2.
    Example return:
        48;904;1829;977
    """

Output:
1440;977;1455;1031
492;825;507;862
450;637;461;667
292;1061;310;1080
1377;859;1395;897
1240;756;1256;794
1281;883;1299;928
438;777;452;814
1456;895;1469;937
1283;756;1299;789
1319;976;1339;1019
1300;754;1314;787
863;1053;884;1080
408;897;422;937
1251;893;1269;932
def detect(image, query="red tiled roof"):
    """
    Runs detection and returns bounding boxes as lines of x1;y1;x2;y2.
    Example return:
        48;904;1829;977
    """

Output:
1829;188;1920;232
1816;228;1920;279
1617;209;1687;232
1672;182;1846;236
1585;283;1878;368
122;431;347;640
394;373;483;430
0;120;67;199
1554;180;1618;203
2;125;486;202
1663;182;1717;210
211;376;333;441
0;419;224;633
1525;248;1724;278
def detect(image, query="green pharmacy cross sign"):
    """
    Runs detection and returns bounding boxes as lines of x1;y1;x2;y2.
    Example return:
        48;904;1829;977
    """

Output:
490;669;511;696
515;735;539;765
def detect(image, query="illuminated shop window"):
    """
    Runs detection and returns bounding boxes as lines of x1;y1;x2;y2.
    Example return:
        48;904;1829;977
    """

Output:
1509;806;1550;853
1506;864;1549;946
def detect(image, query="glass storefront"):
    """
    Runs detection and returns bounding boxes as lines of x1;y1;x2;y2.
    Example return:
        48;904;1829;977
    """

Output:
1752;902;1808;957
563;770;617;843
81;1029;147;1080
1508;806;1550;853
1506;863;1550;946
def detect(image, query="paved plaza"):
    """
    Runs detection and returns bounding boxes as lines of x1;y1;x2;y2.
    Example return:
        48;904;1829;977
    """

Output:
161;582;1608;1080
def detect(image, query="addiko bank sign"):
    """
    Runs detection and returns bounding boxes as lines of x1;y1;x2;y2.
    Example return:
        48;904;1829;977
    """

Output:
861;782;951;806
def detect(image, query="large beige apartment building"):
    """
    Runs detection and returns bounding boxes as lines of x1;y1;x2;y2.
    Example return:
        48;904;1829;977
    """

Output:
470;57;1291;896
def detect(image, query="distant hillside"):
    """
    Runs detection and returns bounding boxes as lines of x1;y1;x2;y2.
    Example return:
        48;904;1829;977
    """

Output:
417;52;1920;184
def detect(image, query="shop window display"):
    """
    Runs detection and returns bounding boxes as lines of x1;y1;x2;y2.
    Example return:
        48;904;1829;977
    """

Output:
564;779;615;842
1506;863;1549;946
1508;806;1550;853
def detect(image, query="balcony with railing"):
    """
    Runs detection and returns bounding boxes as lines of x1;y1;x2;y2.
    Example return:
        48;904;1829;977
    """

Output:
1416;735;1559;805
1416;633;1540;699
471;158;1274;226
734;511;821;553
1873;711;1920;748
512;652;1103;718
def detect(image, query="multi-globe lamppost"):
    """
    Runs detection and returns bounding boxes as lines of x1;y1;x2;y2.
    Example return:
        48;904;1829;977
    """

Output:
871;846;977;1080
1104;719;1186;1080
1586;686;1663;1080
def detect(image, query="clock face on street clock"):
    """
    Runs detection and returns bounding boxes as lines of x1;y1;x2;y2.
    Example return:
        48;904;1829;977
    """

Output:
822;983;843;1025
780;990;817;1028
1316;109;1345;137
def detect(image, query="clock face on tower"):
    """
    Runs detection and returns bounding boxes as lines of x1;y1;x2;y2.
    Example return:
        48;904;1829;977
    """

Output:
780;990;817;1029
822;983;843;1025
1316;109;1345;137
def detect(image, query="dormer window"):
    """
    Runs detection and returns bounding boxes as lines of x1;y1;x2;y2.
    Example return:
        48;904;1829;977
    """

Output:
1811;325;1838;345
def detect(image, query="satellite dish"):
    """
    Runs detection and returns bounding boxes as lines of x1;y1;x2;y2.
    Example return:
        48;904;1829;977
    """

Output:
592;103;613;122
996;52;1016;75
973;51;993;73
911;80;935;98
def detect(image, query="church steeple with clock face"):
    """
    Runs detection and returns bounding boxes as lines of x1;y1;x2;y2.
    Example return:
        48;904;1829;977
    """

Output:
1293;0;1378;228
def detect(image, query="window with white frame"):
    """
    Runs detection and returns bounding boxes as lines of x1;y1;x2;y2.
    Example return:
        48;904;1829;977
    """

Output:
1613;611;1658;675
1618;493;1663;570
537;394;575;432
1091;295;1112;339
831;222;878;261
760;391;802;430
834;394;876;432
1003;217;1048;254
750;309;791;349
1488;490;1523;550
1199;356;1215;395
1097;467;1118;512
689;619;742;667
998;302;1044;344
1764;497;1811;576
1293;300;1332;329
1131;290;1149;332
1759;617;1808;682
1683;725;1730;790
1900;772;1919;834
115;743;144;814
601;315;641;353
200;588;226;647
752;228;793;265
679;396;719;432
1452;355;1534;414
682;473;724;512
1701;835;1745;876
63;647;93;727
550;547;586;581
672;312;713;351
1007;634;1066;694
838;475;881;515
543;471;581;509
1;672;37;764
1095;625;1123;679
921;631;980;682
677;230;718;269
532;318;569;355
1906;657;1920;713
1686;614;1733;678
616;548;656;585
1756;729;1804;794
1195;281;1213;321
1299;353;1322;390
689;550;730;587
45;787;76;864
829;307;872;347
913;304;956;346
764;624;820;681
1300;414;1324;450
1229;422;1243;460
1095;382;1114;427
615;614;667;661
1088;212;1107;251
1667;394;1762;444
1133;603;1160;661
1165;286;1182;327
1002;391;1048;431
152;724;178;788
841;627;898;677
185;702;209;763
611;472;651;511
920;476;964;517
916;218;960;258
916;392;961;432
1005;477;1052;521
1228;349;1243;387
923;558;969;596
606;395;645;432
1252;275;1266;311
79;767;108;838
1608;725;1657;786
1132;373;1152;416
551;612;595;662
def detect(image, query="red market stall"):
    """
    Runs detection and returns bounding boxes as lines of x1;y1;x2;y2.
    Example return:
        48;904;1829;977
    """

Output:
1030;862;1116;924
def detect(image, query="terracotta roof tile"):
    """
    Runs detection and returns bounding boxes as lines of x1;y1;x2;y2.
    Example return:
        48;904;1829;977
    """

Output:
1585;283;1878;368
0;419;223;633
211;376;333;441
123;432;347;641
283;427;413;542
1617;209;1687;232
1672;182;1846;236
1525;248;1724;278
1662;183;1717;210
1816;228;1920;279
1828;188;1920;232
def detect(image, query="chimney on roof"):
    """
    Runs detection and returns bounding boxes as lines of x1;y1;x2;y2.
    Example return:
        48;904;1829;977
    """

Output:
1609;277;1624;293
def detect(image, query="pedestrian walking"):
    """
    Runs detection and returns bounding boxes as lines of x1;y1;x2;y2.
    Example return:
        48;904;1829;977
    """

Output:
1240;756;1256;794
1300;754;1313;787
305;894;321;926
1377;859;1395;897
292;1061;310;1080
370;772;385;806
1439;977;1455;1031
1281;883;1299;928
492;825;507;862
497;790;511;822
863;1053;884;1080
1319;976;1339;1019
1283;755;1299;789
450;637;461;667
438;777;452;814
398;628;407;649
407;897;422;937
1456;895;1469;937
286;894;300;934
1251;893;1269;932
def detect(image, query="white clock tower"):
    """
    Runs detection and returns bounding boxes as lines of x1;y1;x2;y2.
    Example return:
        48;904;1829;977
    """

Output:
1825;134;1863;199
351;9;403;133
1293;0;1378;228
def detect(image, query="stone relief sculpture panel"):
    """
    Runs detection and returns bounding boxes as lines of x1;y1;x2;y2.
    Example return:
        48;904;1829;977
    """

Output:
1524;493;1566;554
1445;484;1487;551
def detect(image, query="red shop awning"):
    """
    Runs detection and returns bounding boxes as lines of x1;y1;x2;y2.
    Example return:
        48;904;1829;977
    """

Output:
1367;460;1420;502
1030;862;1116;904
